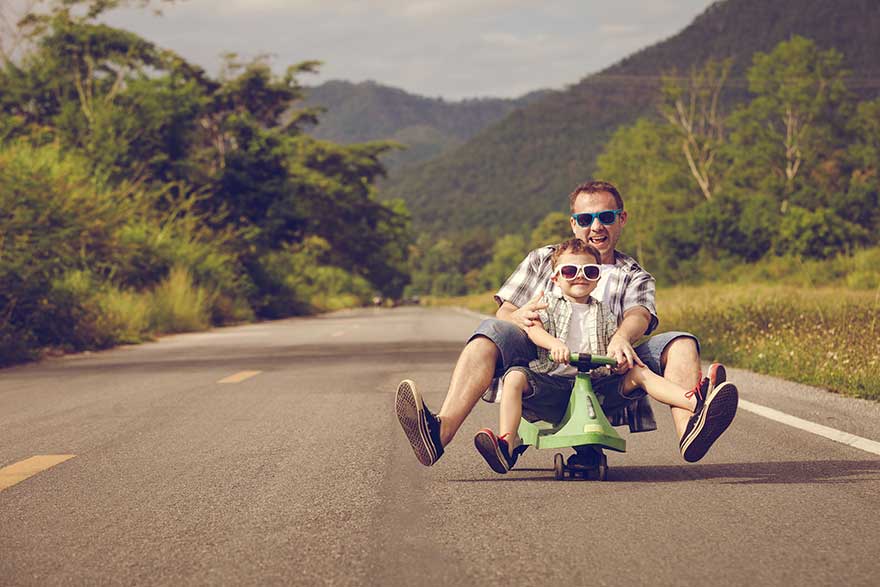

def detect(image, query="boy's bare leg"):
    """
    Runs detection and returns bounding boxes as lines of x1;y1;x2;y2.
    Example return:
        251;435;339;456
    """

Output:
659;337;702;439
499;372;526;443
437;336;499;446
623;365;696;412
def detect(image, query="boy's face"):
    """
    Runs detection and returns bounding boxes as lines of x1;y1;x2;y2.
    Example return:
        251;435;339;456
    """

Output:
551;251;601;302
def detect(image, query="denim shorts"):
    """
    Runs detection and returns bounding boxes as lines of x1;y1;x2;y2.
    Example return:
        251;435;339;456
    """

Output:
470;318;700;403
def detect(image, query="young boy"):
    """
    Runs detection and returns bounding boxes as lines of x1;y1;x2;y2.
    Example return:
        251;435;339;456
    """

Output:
473;238;737;474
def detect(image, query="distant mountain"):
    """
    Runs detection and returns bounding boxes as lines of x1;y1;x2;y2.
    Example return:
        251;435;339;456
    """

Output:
302;80;550;172
382;0;880;235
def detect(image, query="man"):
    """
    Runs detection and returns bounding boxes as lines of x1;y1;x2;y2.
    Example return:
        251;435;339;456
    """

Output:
395;180;738;466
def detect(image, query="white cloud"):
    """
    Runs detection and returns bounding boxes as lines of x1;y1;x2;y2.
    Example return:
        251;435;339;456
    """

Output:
96;0;718;99
599;24;643;35
401;0;529;20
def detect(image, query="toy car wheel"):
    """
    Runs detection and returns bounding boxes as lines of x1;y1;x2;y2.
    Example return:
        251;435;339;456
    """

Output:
597;454;608;481
553;453;565;480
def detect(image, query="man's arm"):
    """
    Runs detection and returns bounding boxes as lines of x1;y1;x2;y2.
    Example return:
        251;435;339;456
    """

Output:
607;306;651;372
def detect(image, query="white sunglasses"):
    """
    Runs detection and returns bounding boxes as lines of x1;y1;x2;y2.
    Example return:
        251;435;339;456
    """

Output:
553;263;601;281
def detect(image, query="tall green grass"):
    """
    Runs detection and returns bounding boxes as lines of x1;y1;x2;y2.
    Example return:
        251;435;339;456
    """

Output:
148;266;213;333
659;284;880;400
51;271;152;348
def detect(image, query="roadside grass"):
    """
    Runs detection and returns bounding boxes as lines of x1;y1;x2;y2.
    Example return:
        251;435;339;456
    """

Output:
92;286;153;346
149;266;212;334
659;284;880;400
426;285;880;401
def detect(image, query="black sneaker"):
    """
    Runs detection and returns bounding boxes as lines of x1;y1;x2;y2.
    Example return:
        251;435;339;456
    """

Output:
395;380;444;466
474;429;525;474
679;379;739;463
707;362;727;394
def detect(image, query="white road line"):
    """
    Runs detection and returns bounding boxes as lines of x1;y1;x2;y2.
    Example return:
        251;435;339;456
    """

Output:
739;400;880;456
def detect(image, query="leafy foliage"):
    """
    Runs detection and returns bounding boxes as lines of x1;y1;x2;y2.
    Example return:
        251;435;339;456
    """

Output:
1;0;412;365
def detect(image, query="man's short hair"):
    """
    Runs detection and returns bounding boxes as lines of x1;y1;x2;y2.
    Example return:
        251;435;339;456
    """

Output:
551;238;602;267
568;180;624;212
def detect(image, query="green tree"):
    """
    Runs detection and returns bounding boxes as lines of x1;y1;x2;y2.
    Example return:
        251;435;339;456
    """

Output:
528;212;570;249
840;99;880;237
407;237;466;296
726;36;852;208
661;58;733;201
478;234;527;292
1;0;413;327
595;118;696;268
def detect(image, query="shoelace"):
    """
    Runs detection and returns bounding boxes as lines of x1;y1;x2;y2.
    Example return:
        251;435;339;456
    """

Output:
684;370;704;400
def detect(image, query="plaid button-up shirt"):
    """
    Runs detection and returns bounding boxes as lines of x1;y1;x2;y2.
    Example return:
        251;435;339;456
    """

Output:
495;246;659;334
529;291;618;375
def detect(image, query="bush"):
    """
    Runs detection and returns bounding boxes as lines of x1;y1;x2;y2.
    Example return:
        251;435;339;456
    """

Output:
251;237;373;317
774;206;870;258
47;270;153;349
149;267;212;333
0;141;263;365
0;142;138;361
115;215;254;325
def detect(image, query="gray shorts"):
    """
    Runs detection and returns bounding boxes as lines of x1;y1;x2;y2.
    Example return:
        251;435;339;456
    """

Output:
470;318;700;403
502;367;633;424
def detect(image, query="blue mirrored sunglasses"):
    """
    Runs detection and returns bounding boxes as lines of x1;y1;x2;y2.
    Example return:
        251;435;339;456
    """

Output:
571;209;623;227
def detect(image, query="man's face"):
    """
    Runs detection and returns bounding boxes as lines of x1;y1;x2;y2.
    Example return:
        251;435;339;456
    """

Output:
569;190;626;264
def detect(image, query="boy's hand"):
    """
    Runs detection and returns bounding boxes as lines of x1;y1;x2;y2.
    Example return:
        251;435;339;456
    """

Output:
549;340;570;364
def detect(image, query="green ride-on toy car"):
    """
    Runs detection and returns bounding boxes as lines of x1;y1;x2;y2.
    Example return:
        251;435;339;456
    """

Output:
517;353;625;481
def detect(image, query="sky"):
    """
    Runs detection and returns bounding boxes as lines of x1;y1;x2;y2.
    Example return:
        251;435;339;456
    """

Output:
46;0;717;100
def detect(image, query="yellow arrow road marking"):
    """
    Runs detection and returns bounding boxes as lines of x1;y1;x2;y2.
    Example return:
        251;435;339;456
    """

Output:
0;455;77;492
217;370;262;384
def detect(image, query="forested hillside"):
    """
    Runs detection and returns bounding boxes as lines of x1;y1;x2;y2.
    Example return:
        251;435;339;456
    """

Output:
384;0;880;235
303;80;549;171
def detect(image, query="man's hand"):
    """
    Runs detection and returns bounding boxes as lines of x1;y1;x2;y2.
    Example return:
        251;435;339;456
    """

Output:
508;291;548;330
549;339;570;364
607;333;645;374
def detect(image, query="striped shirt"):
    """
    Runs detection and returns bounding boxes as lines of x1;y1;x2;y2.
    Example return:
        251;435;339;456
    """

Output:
529;291;618;375
494;246;659;335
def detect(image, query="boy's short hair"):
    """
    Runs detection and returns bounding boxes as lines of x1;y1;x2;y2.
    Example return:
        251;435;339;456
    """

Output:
551;238;602;267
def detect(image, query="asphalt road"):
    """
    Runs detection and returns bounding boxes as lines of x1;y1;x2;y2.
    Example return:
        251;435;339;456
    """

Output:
1;307;879;586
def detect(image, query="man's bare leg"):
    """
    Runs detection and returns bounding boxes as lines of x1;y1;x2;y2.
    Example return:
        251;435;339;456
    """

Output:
437;336;499;446
659;337;702;439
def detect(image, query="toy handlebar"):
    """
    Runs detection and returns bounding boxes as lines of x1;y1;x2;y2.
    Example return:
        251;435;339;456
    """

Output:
569;353;618;372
